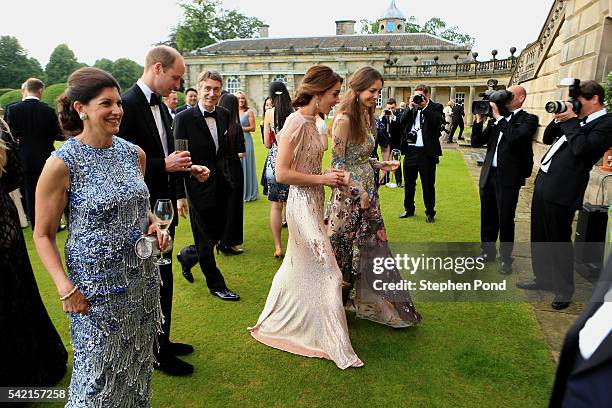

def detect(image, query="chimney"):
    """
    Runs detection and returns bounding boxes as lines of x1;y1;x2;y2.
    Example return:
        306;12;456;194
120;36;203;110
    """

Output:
259;24;269;38
335;20;356;35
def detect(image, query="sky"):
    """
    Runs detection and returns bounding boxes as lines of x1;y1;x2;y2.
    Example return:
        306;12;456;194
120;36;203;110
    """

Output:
1;0;554;66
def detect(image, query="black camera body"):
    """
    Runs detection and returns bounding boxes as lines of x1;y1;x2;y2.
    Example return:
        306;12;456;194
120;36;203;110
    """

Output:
545;78;582;114
405;130;418;144
412;94;424;106
384;109;392;116
471;79;513;117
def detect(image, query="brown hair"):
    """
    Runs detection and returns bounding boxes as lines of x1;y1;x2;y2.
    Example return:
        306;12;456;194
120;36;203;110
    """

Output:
292;65;343;108
414;84;430;94
144;45;181;71
336;66;384;143
198;70;223;85
580;80;605;105
0;117;10;174
235;91;249;109
24;78;44;93
57;67;121;132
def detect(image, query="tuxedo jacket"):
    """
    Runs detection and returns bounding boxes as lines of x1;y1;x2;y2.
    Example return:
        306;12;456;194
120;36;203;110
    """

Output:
4;99;63;173
117;84;178;217
549;256;612;407
451;104;465;123
538;113;612;210
471;110;538;189
399;101;444;158
175;104;194;114
173;105;232;211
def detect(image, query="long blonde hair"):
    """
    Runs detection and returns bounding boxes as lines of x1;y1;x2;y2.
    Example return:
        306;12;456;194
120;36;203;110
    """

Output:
0;117;11;174
335;67;383;144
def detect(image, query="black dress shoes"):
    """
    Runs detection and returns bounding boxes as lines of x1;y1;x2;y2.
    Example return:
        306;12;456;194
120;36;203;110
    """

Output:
499;260;512;275
155;355;194;376
216;245;244;256
211;288;240;301
551;295;571;310
471;252;496;263
176;251;194;283
168;342;194;356
516;279;543;290
399;211;415;219
425;214;435;223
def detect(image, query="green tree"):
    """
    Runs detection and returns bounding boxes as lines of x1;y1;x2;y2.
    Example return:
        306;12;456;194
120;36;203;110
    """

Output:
0;89;23;108
172;0;264;52
605;71;612;111
45;44;86;84
93;58;114;73
41;83;67;111
111;58;143;90
0;36;44;88
359;16;474;46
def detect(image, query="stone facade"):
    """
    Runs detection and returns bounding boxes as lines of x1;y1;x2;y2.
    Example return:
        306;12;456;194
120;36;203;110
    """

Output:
510;0;612;203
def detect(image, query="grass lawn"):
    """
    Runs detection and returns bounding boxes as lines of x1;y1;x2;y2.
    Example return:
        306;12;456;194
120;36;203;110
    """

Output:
28;123;555;407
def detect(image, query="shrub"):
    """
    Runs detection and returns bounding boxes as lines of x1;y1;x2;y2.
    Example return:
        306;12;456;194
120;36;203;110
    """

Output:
41;83;67;110
0;88;15;97
0;89;22;109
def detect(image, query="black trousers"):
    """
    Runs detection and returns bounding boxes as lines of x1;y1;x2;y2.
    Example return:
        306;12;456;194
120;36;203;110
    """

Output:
157;225;175;360
479;167;521;262
403;147;437;216
23;169;42;228
449;120;464;141
530;171;575;300
182;203;228;292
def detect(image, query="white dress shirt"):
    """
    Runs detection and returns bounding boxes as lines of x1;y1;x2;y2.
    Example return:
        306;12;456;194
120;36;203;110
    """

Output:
540;108;608;173
198;101;219;152
137;79;168;156
410;101;429;147
492;108;522;168
578;287;612;359
23;96;40;101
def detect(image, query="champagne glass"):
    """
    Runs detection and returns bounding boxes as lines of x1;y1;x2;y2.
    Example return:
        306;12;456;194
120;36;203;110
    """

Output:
390;149;402;171
175;139;188;153
153;199;174;265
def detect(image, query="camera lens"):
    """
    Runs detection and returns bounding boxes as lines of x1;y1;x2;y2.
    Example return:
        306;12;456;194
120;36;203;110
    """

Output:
545;101;567;114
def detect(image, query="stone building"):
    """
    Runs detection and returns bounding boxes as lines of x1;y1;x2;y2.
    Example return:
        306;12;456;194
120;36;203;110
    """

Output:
183;0;518;122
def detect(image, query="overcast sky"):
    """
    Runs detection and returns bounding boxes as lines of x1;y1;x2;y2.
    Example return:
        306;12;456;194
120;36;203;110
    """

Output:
2;0;553;66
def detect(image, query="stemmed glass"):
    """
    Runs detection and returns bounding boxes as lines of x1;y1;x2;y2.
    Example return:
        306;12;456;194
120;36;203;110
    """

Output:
153;199;174;265
390;149;402;171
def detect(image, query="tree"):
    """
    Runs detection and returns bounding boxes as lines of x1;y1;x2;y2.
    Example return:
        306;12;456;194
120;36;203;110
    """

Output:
172;0;264;52
359;16;474;46
605;71;612;111
111;58;143;90
45;44;86;84
93;58;114;73
0;36;44;88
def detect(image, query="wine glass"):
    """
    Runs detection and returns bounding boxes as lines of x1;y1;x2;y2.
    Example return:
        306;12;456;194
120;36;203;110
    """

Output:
153;199;174;265
175;139;188;153
390;149;402;171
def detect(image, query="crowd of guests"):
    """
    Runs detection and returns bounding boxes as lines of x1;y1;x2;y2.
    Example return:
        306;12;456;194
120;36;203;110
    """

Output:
0;43;610;406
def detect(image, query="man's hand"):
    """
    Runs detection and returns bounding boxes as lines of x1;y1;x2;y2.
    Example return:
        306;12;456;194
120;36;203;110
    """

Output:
490;102;502;120
165;151;192;172
554;102;579;123
475;113;485;123
190;165;210;182
177;198;189;218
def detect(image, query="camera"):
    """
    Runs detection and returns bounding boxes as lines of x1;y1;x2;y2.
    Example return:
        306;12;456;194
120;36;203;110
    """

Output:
384;109;392;116
471;79;513;117
545;78;582;114
405;130;418;144
412;94;424;106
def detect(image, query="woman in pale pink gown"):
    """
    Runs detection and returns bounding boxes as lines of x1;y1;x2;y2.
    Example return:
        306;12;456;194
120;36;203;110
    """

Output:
249;65;364;369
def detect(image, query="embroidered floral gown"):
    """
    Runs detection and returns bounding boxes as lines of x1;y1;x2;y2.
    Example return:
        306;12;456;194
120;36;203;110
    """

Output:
250;113;363;369
326;113;422;328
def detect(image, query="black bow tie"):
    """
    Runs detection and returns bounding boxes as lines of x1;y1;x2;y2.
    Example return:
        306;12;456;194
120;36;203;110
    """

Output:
203;110;217;119
149;93;161;106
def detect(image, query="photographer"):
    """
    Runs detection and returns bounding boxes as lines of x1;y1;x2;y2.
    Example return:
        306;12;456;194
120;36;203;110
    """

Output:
399;84;444;223
519;80;612;310
379;98;404;187
449;100;465;143
471;85;538;275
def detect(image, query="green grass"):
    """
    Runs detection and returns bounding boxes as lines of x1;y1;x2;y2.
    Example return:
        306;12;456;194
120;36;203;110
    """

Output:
27;124;555;407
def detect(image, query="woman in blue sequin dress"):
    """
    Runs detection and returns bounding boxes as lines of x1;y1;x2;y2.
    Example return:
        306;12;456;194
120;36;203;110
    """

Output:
34;67;164;407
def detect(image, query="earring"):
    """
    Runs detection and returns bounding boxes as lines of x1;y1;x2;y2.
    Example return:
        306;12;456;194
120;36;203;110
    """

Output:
315;99;320;109
79;112;88;121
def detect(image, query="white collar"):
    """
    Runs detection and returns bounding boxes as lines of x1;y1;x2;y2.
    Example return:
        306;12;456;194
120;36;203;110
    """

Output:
584;108;608;125
24;96;40;101
136;79;156;104
198;101;216;116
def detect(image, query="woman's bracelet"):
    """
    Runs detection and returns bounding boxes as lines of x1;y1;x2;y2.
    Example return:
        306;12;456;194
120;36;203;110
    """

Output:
59;286;78;301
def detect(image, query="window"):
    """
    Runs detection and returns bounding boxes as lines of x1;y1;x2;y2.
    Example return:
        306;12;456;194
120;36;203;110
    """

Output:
272;74;288;85
376;93;383;108
421;60;435;75
226;76;240;94
455;92;465;106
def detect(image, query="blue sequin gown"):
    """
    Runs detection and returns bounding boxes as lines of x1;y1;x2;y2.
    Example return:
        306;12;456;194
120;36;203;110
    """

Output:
240;110;258;202
52;136;161;408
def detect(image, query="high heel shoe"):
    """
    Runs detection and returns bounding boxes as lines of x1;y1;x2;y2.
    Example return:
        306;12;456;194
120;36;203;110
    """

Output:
216;244;244;256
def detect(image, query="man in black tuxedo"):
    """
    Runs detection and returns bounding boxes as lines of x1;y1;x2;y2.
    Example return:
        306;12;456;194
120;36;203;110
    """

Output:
449;101;465;143
399;84;444;223
164;90;178;120
518;80;612;310
549;254;612;407
380;98;404;187
471;85;538;274
117;45;207;376
4;78;64;228
174;70;240;302
175;87;198;114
